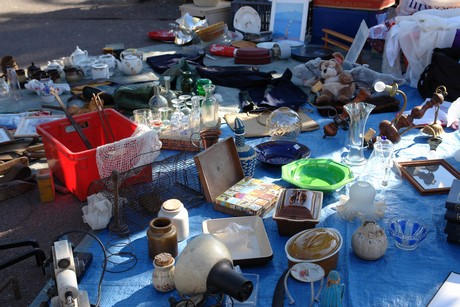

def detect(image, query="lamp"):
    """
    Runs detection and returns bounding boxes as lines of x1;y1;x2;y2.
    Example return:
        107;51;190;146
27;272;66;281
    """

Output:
173;234;253;302
375;82;448;149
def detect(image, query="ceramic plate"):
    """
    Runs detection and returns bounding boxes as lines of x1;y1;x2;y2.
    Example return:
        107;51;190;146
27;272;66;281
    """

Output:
233;6;261;34
255;141;311;166
147;30;175;42
275;40;304;48
256;42;276;49
281;158;354;192
291;263;325;283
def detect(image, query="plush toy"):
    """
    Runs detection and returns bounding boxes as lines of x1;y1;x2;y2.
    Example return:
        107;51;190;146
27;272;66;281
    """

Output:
292;57;323;87
315;53;356;106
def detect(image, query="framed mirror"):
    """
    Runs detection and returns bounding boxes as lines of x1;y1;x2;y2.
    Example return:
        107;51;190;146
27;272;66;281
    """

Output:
398;159;460;195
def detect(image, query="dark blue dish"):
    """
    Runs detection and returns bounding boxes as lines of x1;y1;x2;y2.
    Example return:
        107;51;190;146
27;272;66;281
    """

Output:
254;140;311;166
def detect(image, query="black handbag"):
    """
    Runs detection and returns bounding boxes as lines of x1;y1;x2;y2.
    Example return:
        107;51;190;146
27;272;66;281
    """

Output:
417;47;460;101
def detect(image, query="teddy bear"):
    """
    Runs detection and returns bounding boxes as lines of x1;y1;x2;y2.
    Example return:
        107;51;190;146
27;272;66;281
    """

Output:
315;52;356;107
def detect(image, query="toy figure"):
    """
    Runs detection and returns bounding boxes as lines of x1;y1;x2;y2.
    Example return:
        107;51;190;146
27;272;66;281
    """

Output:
320;270;345;307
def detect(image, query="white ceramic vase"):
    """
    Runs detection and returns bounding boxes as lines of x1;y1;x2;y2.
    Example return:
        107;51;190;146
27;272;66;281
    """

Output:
352;221;388;260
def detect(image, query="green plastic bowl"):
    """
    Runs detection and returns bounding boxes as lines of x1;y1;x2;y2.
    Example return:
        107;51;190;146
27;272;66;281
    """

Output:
281;158;354;192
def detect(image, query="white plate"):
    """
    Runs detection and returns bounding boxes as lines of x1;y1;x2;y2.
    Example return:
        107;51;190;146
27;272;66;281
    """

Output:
275;39;304;48
290;263;325;283
202;216;273;265
256;42;276;49
233;6;261;34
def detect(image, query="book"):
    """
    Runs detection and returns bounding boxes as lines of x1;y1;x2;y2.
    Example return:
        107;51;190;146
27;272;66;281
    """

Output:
428;271;460;306
446;179;460;208
444;221;460;235
214;178;282;217
444;210;460;223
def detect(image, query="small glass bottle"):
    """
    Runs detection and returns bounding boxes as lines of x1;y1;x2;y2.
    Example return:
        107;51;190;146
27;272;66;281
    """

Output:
189;96;202;134
162;76;176;106
170;98;184;136
201;84;219;128
147;217;178;259
180;71;194;95
195;78;212;96
148;80;168;113
0;77;11;98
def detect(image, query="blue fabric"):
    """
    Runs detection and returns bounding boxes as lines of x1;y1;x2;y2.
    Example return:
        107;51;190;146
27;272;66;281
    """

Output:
77;85;460;306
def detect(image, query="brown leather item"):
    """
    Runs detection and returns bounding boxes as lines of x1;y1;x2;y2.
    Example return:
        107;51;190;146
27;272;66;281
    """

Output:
234;47;271;65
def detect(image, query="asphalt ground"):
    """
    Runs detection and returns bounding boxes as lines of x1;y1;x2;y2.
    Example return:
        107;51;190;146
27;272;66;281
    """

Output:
0;1;182;306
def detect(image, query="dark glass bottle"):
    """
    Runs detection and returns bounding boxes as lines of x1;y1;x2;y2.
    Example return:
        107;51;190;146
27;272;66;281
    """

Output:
180;71;194;95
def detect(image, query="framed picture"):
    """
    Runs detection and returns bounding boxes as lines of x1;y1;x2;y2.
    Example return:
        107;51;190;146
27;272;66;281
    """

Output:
14;116;64;138
398;159;460;195
0;126;14;144
269;0;309;42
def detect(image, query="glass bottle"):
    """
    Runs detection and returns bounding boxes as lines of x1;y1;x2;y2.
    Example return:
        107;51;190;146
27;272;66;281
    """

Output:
6;67;23;101
189;96;202;134
147;217;178;259
180;71;194;95
0;77;11;98
170;98;184;136
162;76;176;106
195;78;212;96
201;84;219;128
148;80;168;113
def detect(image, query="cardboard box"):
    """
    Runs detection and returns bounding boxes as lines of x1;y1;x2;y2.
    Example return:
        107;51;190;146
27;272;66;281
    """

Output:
194;137;281;216
313;0;395;11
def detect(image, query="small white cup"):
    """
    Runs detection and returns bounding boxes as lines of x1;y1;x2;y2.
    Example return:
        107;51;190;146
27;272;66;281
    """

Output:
91;63;110;80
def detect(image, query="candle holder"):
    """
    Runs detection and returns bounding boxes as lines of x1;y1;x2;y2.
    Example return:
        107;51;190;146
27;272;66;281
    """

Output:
375;82;448;150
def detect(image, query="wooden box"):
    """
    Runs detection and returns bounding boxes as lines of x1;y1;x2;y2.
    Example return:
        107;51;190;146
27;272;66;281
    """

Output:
194;137;281;216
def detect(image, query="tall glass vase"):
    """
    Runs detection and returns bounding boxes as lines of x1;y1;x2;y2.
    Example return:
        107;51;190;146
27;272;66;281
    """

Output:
343;102;375;167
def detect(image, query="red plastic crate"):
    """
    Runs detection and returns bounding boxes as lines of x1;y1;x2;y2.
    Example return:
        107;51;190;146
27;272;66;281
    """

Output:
36;109;138;201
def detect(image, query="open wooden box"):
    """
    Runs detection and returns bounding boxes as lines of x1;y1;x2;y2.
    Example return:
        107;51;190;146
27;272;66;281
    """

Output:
194;137;281;216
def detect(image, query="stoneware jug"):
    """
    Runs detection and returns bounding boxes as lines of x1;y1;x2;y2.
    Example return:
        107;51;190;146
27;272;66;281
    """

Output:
116;49;143;75
70;46;88;66
351;221;388;260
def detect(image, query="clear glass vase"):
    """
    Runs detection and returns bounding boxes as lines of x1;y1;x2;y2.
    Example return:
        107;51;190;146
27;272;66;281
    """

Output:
148;80;168;113
162;76;176;106
201;84;219;128
343;102;375;167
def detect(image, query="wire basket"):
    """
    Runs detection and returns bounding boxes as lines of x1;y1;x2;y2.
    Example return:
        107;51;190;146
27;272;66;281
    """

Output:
88;151;204;235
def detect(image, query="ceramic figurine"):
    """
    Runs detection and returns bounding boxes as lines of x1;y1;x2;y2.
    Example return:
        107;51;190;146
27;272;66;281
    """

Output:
351;221;388;260
320;270;345;307
234;118;256;178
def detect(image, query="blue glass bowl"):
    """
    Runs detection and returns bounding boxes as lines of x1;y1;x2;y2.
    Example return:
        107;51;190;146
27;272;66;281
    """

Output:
388;219;429;250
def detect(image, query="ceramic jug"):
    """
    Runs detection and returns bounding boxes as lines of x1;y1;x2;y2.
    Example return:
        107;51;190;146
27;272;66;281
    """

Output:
97;54;117;75
116;49;143;75
70;46;88;66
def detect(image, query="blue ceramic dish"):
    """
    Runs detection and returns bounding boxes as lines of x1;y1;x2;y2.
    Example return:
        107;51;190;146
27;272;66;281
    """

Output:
254;140;311;166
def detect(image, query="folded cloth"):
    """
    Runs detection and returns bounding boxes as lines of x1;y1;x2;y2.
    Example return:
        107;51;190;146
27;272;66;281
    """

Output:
224;110;319;138
146;53;205;74
239;69;309;112
196;65;273;88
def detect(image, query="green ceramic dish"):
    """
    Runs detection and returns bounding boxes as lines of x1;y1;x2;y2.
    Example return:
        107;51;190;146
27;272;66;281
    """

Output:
281;158;354;192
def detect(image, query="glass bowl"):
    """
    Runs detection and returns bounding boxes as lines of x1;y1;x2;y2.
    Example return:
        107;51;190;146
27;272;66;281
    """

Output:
387;219;429;250
266;107;302;141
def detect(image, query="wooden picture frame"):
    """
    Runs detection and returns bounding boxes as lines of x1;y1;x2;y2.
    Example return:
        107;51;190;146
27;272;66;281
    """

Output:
0;126;14;144
269;0;309;42
398;159;460;195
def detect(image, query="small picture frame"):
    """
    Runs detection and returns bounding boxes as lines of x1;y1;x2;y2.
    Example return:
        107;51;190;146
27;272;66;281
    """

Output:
0;126;14;144
269;0;309;42
398;159;460;195
14;116;64;138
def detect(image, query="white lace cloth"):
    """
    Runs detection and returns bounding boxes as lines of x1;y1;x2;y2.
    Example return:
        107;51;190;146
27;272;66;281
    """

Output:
96;125;162;179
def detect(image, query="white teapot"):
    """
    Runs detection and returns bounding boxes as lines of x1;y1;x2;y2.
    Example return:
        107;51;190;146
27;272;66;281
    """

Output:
45;60;64;75
116;49;143;75
70;46;88;66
